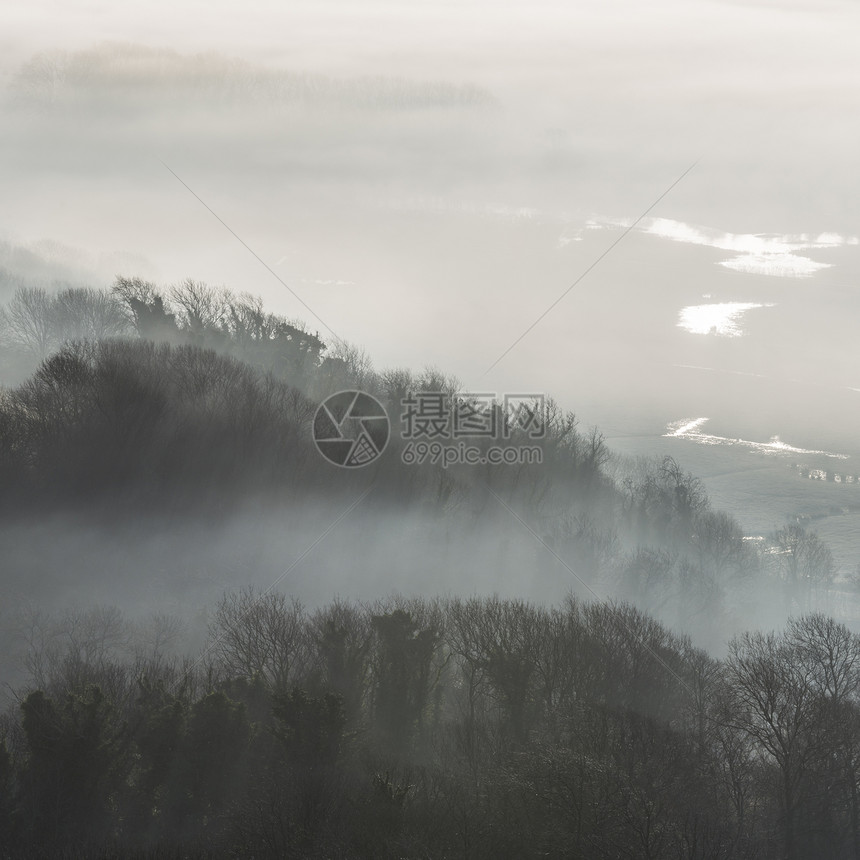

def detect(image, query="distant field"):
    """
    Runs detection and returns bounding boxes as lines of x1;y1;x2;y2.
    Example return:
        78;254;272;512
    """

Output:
606;429;860;575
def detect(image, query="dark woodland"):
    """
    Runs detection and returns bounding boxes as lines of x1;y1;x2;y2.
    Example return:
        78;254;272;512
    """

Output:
0;278;854;859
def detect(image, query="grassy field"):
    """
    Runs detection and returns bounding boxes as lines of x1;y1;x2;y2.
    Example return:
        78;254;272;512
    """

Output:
606;429;860;576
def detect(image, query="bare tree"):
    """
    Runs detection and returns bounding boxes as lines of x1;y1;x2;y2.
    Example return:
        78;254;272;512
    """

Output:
0;287;54;357
1;286;130;360
771;523;835;610
209;588;308;690
52;288;129;342
169;278;231;338
725;628;825;860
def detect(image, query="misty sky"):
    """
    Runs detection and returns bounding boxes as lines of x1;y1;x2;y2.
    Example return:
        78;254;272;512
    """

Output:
3;0;860;681
2;0;860;479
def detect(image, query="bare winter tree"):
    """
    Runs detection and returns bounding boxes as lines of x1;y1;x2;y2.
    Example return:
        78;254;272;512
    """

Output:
209;588;308;690
771;523;835;610
0;287;55;358
52;288;129;342
0;286;129;359
724;627;829;860
169;278;232;339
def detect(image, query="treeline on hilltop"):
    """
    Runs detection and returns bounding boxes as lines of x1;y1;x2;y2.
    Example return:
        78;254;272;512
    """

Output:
0;277;843;630
1;592;860;859
0;277;614;512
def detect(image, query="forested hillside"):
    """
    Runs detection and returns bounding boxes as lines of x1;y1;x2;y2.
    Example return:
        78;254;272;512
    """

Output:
0;277;852;859
0;277;840;622
2;594;860;859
